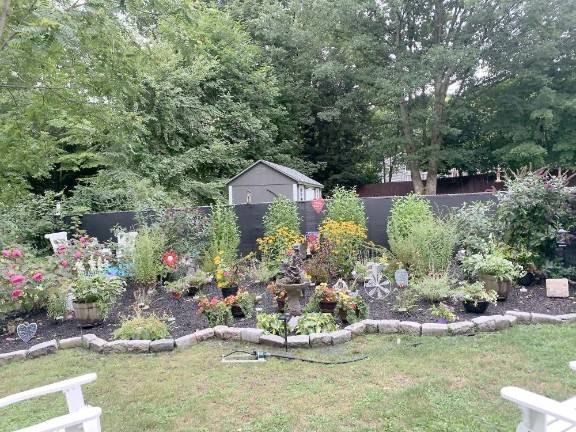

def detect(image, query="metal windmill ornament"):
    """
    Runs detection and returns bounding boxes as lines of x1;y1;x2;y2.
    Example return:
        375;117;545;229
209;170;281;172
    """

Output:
363;263;392;300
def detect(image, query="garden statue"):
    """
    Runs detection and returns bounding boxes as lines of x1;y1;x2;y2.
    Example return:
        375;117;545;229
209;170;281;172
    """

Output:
277;245;308;315
364;262;392;300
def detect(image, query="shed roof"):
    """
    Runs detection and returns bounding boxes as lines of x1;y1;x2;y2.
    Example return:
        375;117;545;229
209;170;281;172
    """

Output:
226;160;324;187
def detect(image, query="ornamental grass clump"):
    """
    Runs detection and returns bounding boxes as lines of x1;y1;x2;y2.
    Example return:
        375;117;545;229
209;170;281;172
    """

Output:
133;226;166;299
204;203;240;271
412;273;456;303
113;312;170;341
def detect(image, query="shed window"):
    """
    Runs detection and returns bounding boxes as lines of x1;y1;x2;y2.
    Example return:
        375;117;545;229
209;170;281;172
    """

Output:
246;190;252;204
298;185;305;201
314;188;321;199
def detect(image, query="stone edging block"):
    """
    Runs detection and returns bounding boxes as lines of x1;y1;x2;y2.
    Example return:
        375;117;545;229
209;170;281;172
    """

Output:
1;309;573;366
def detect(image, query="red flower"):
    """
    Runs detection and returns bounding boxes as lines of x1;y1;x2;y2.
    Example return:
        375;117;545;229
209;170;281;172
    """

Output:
11;289;23;299
162;251;178;268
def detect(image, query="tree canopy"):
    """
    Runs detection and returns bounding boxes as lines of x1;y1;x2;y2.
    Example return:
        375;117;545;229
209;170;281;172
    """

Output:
0;0;574;210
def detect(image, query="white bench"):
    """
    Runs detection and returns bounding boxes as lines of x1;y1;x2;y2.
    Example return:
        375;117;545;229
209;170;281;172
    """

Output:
0;373;101;432
502;362;576;431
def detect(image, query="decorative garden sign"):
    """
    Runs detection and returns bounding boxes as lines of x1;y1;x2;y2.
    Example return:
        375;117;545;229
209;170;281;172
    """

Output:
363;263;392;300
394;268;409;288
17;322;37;343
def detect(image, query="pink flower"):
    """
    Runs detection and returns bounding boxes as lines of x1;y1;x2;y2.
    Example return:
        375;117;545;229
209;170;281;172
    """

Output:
60;259;69;268
11;248;23;258
79;236;89;245
1;249;10;257
56;244;67;255
73;250;83;259
11;289;23;299
32;272;43;282
9;274;25;285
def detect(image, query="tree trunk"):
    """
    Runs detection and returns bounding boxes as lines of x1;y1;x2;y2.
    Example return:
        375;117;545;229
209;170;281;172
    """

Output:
399;100;425;194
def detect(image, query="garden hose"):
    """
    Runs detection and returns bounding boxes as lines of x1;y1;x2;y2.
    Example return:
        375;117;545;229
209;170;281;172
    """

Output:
221;349;367;364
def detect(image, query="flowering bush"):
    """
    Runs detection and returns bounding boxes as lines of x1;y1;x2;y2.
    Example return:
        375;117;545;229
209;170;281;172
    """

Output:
54;235;112;277
257;227;304;264
196;295;234;326
227;289;256;318
0;247;65;316
319;218;367;276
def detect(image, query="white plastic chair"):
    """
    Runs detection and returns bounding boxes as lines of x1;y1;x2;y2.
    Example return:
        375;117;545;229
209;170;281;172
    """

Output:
0;373;101;432
502;362;576;431
44;232;68;254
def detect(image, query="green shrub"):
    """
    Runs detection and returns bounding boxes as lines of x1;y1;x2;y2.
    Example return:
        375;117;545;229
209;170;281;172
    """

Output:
461;250;524;281
451;201;496;254
326;187;366;227
133;226;166;293
390;216;458;275
496;172;574;264
256;313;284;335
295;313;338;335
387;194;434;242
204;203;240;270
113;313;170;340
263;197;301;236
412;274;456;303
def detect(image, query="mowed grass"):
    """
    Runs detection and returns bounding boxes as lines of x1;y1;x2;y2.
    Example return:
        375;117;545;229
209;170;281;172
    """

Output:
1;325;576;432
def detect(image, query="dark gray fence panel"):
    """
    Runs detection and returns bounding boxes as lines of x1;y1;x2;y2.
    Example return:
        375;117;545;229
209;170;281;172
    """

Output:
77;193;498;254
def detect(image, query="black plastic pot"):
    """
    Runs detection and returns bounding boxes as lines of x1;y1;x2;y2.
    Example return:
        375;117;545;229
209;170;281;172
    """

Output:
231;305;245;318
221;286;239;299
276;299;285;313
517;272;535;287
319;301;337;314
462;300;490;314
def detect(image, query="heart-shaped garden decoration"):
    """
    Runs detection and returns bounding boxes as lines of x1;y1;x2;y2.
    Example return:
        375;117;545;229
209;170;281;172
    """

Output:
311;197;325;214
17;322;37;343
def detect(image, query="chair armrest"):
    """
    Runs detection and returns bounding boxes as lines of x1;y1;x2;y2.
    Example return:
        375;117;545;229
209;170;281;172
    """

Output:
0;373;97;408
501;386;576;425
570;361;576;372
14;406;101;432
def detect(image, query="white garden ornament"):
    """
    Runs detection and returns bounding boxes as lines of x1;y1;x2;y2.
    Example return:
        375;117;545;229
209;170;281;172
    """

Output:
44;232;68;254
116;231;138;258
363;262;392;300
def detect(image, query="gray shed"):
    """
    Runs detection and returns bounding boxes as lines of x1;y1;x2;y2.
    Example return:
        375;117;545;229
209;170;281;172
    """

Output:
226;160;324;204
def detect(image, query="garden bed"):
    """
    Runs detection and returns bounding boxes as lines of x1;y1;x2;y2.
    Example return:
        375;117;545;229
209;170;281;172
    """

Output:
1;281;574;354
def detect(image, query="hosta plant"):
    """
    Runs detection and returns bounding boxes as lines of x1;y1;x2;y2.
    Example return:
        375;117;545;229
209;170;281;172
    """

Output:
256;313;285;336
295;313;338;335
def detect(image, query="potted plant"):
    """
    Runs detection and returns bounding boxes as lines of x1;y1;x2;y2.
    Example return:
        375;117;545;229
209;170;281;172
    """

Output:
456;281;498;314
462;252;523;300
71;274;125;327
304;283;338;314
165;270;210;299
267;282;286;312
336;291;368;324
213;255;242;298
196;295;234;326
228;289;256;319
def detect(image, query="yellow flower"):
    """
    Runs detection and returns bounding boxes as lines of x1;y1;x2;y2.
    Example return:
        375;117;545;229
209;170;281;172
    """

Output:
213;255;222;265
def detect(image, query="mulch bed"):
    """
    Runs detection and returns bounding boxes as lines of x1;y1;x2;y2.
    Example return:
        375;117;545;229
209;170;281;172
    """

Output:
1;281;575;354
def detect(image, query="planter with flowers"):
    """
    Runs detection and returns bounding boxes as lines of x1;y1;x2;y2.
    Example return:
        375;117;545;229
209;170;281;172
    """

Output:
304;283;338;314
267;282;286;312
336;291;368;324
227;289;256;319
71;274;125;327
164;270;211;300
462;251;524;300
213;254;243;298
196;295;234;326
456;281;498;314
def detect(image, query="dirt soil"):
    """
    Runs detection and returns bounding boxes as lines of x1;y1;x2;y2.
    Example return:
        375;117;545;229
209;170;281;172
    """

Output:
1;281;574;353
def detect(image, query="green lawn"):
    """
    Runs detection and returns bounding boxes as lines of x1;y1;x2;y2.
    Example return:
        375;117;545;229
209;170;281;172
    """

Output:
1;325;576;432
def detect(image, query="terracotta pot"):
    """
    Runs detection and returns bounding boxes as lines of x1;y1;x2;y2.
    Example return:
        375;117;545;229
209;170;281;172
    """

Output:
319;300;337;314
231;305;245;318
73;302;103;327
479;274;513;300
221;286;239;299
463;300;490;314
